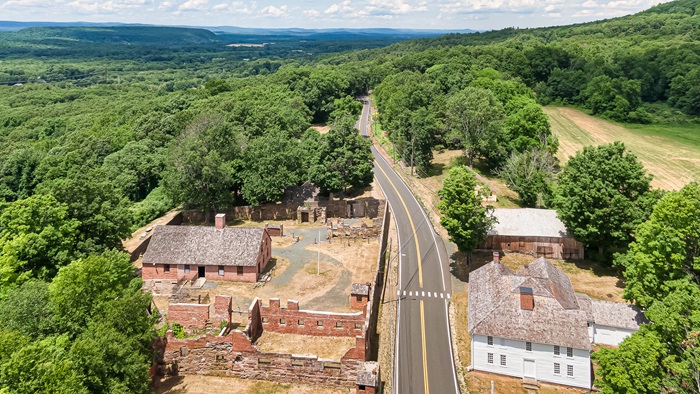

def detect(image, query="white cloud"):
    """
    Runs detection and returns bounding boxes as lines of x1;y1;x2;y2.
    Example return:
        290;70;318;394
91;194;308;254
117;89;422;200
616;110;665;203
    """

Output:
325;0;353;14
179;0;209;11
303;8;322;17
260;4;287;16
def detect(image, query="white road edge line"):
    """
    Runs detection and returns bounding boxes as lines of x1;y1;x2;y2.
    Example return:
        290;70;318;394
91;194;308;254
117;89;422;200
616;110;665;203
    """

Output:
372;157;402;394
374;127;461;393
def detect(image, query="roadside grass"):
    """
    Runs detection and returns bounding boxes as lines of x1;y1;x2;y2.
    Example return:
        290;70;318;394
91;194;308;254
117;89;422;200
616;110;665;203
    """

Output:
544;106;700;190
153;375;349;394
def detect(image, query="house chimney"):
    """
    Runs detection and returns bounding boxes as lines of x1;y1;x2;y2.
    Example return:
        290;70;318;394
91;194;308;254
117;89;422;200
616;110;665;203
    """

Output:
522;264;529;276
519;287;534;311
215;213;226;230
492;251;500;263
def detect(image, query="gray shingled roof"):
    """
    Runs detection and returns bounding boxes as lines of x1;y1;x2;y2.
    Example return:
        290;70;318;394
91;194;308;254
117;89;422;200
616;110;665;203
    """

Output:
591;299;645;330
351;283;370;296
469;258;591;349
356;362;379;386
488;208;571;238
142;225;265;266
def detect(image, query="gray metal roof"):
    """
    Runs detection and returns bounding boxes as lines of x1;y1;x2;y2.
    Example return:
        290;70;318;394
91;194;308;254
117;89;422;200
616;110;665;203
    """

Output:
142;225;266;267
488;208;571;238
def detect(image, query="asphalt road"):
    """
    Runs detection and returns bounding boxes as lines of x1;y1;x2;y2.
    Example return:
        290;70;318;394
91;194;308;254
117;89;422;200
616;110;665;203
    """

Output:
358;98;460;394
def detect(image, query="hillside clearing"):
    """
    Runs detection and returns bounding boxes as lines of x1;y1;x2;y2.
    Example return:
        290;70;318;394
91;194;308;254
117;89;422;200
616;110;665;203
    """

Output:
545;106;700;190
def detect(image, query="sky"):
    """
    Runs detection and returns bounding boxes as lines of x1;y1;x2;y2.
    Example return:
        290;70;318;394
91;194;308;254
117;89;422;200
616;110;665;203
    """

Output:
0;0;672;30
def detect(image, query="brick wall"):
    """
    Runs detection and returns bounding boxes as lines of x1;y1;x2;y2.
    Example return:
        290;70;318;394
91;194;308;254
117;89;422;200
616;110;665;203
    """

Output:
168;303;210;330
214;295;232;327
350;294;369;311
253;298;366;339
161;330;367;388
181;198;385;224
142;263;179;281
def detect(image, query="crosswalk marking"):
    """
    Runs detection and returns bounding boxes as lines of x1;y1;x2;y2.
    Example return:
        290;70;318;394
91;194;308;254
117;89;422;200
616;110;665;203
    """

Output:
397;290;401;296
403;291;406;297
447;293;451;299
395;291;453;300
427;292;431;298
409;291;413;297
422;291;425;297
440;293;444;298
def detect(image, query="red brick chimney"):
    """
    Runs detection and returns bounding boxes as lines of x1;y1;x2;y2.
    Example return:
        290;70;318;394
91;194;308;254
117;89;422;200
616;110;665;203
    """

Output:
519;287;534;311
215;213;226;230
492;251;500;263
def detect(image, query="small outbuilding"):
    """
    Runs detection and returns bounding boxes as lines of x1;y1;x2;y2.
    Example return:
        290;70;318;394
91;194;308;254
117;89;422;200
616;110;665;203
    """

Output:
141;213;272;283
479;208;584;260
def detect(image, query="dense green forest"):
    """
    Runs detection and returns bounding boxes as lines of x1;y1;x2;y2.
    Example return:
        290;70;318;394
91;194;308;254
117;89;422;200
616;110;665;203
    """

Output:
0;0;699;392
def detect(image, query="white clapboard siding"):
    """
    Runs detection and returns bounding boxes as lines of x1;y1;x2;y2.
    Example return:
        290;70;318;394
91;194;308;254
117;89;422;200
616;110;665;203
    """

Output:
472;334;591;389
591;324;635;346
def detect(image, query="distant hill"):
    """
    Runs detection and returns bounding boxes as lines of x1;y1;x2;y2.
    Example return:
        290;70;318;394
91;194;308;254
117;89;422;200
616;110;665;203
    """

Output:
2;26;222;46
0;21;476;39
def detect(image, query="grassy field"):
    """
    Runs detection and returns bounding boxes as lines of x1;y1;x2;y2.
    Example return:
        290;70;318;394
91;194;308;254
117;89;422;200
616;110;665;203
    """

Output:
545;106;700;190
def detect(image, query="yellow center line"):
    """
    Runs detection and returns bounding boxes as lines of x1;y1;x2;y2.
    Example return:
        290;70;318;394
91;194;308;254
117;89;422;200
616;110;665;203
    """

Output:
373;160;423;288
420;300;430;394
374;159;429;393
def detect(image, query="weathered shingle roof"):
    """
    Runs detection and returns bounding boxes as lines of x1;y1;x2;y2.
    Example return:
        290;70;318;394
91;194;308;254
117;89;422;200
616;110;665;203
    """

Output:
142;225;266;267
590;299;645;330
488;208;571;238
351;283;370;296
469;258;592;349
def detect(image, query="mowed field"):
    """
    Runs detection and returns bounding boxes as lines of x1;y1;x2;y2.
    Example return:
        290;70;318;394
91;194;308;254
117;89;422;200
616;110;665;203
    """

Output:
545;107;700;190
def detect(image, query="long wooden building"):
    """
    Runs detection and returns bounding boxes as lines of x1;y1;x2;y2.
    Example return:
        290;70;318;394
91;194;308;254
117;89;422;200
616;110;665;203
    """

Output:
479;208;584;260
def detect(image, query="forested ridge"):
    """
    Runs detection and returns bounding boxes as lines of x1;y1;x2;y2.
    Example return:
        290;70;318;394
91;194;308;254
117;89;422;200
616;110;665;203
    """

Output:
0;0;699;392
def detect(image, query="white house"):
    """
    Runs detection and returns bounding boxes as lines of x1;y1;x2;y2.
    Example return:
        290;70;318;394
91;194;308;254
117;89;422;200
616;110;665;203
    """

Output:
468;255;645;389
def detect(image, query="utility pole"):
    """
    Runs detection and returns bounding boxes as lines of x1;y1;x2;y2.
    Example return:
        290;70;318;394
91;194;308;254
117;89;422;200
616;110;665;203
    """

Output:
410;134;415;176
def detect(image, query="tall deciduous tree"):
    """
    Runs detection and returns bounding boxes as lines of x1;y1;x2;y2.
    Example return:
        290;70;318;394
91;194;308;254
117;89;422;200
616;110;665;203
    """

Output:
438;166;494;261
619;182;700;308
553;142;657;260
498;148;556;208
162;114;241;219
0;194;80;288
308;116;374;194
446;87;505;168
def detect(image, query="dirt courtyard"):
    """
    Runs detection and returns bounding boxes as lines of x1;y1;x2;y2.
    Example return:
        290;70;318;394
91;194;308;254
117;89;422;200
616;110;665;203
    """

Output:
151;221;380;323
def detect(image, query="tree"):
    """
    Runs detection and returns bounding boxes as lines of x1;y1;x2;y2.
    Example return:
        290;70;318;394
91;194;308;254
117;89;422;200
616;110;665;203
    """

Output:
101;139;165;202
503;96;558;154
619;182;700;308
37;171;133;254
438;166;494;262
0;280;56;339
0;147;43;202
329;95;362;121
0;194;81;288
497;149;556;207
593;327;667;394
446;87;506;168
49;250;137;337
308;116;374;194
240;130;303;205
161;114;240;219
553;142;656;260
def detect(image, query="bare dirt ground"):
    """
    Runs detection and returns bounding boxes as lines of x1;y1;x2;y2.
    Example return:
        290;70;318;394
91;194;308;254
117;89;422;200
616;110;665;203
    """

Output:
311;124;331;134
254;332;356;360
545;106;700;190
123;209;181;255
153;375;349;394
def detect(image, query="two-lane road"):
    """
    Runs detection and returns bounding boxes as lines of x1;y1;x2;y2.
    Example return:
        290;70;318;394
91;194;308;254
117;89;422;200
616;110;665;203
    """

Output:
358;98;460;394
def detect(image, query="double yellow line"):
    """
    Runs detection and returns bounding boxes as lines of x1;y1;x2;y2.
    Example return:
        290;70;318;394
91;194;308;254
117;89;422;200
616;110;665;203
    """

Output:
374;160;430;394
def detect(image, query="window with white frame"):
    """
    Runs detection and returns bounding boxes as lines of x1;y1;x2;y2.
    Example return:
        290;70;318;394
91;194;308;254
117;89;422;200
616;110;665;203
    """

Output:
554;345;560;356
487;353;494;364
567;365;574;377
487;336;493;346
566;347;573;358
526;342;532;352
554;363;561;375
500;354;506;367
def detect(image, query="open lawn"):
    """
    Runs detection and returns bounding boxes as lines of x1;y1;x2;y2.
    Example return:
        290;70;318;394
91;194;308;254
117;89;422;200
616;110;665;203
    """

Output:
545;106;700;190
